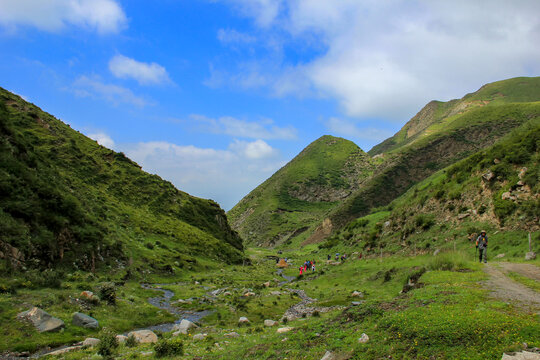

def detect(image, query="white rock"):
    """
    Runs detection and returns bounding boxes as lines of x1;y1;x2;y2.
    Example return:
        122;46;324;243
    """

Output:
270;291;282;296
172;319;198;335
46;346;82;356
358;333;369;343
224;332;240;338
127;330;158;344
525;252;537;261
192;333;207;340
243;292;256;297
263;282;271;288
238;317;250;324
277;327;293;333
82;338;100;347
501;351;540;360
351;291;364;298
321;351;335;360
116;335;128;343
264;320;277;327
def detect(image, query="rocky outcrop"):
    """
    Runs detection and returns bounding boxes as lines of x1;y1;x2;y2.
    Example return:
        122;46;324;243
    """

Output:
127;330;158;344
17;307;64;332
172;319;198;335
72;312;99;329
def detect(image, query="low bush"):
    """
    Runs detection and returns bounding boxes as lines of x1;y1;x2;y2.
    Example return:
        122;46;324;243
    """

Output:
154;337;184;357
97;329;118;358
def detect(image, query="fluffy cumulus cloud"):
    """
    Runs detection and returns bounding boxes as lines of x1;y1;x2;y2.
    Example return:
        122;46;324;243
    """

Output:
72;75;149;107
123;139;283;210
218;0;540;120
109;55;171;85
87;132;115;149
0;0;126;33
190;114;297;140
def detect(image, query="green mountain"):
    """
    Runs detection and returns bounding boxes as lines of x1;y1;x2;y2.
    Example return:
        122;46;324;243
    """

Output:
306;77;540;243
227;135;376;246
321;118;539;254
0;87;243;272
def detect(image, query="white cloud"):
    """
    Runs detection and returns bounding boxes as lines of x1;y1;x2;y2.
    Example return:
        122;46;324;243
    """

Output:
72;75;149;107
217;28;256;44
325;117;393;143
109;55;171;86
218;0;540;121
87;132;115;149
123;139;283;210
0;0;126;34
190;114;297;140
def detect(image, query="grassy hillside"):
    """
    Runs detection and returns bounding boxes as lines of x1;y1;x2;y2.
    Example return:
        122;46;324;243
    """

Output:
228;135;376;247
305;78;540;244
369;77;540;156
320;118;540;256
0;87;243;274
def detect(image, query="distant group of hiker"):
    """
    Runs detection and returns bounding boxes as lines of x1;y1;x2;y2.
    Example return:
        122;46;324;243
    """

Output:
299;260;315;275
327;253;348;261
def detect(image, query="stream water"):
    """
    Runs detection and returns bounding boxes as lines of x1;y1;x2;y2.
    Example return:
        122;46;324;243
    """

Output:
277;269;296;285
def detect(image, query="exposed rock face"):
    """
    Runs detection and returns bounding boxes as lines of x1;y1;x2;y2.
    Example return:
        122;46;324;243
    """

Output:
72;312;99;329
0;241;24;269
127;330;158;344
17;307;65;332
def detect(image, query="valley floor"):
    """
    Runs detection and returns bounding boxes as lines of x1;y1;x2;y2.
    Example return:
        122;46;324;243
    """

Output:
1;248;539;360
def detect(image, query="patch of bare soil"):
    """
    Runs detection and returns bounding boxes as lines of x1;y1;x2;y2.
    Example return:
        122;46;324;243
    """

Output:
483;264;540;311
498;262;540;281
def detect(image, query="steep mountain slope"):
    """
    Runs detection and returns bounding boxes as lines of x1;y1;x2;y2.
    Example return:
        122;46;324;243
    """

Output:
369;77;540;156
227;135;376;246
0;87;243;272
306;77;540;243
321;118;539;255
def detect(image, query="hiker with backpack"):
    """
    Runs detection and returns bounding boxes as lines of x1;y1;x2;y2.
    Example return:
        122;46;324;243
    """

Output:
476;231;488;263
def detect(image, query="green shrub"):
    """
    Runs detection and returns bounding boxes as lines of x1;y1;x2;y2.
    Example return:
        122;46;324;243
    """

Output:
97;329;118;358
125;334;137;348
98;282;117;305
154;338;184;357
427;253;468;271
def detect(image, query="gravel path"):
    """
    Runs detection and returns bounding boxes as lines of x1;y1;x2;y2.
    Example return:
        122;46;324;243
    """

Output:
483;263;540;311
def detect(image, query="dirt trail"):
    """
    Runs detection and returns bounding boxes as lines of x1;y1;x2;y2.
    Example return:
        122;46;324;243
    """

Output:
483;263;540;311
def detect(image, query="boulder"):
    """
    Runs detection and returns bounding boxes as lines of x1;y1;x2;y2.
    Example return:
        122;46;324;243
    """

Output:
116;335;128;343
82;338;100;347
525;252;537;261
501;351;540;360
224;332;240;338
351;291;364;298
127;330;158;344
17;307;65;332
321;351;335;360
192;333;207;340
358;333;370;343
72;312;99;329
277;327;293;333
238;317;250;324
264;320;277;327
172;319;198;335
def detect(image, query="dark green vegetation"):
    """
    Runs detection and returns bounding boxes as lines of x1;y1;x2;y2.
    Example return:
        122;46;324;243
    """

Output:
0;87;243;275
228;135;376;247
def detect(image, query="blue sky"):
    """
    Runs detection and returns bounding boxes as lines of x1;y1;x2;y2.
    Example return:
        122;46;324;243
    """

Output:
1;0;539;210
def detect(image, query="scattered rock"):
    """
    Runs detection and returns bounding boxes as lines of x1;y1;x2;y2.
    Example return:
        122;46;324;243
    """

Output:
351;301;365;306
351;291;364;298
281;337;288;342
72;312;99;329
384;221;391;228
172;319;198;335
518;167;528;179
321;351;335;360
127;330;158;344
263;281;271;288
525;252;537;261
277;327;293;333
17;307;65;332
80;291;96;300
140;351;154;357
264;320;277;327
194;281;200;285
116;335;128;343
223;291;232;296
482;170;495;181
193;333;207;340
243;292;256;297
358;333;370;343
502;192;515;201
501;351;540;360
495;253;506;259
46;346;83;356
493;158;501;164
83;338;100;347
458;212;470;220
433;249;441;256
238;317;250;324
517;180;525;186
224;332;240;338
270;291;282;296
